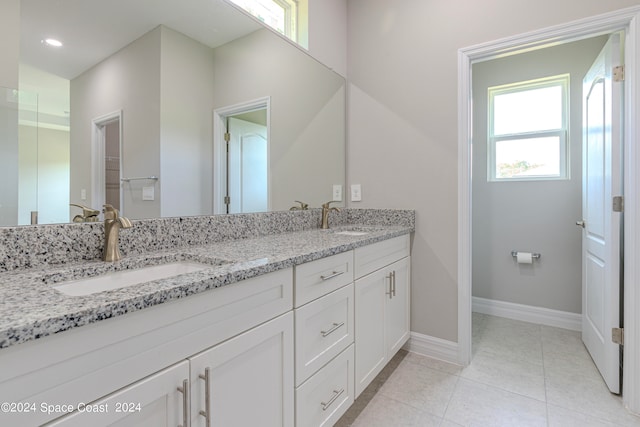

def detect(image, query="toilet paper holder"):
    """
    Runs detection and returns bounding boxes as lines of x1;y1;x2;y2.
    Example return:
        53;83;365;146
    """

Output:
511;251;541;259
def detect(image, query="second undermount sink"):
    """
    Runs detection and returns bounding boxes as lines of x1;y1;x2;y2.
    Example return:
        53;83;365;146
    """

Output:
53;261;213;296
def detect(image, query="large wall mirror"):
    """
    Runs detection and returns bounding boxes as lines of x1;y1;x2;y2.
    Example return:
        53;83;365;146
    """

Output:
0;0;345;226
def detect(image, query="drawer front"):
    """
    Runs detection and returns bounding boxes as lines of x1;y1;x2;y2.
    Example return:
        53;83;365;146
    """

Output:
295;283;354;385
294;251;353;307
295;344;354;427
354;234;410;279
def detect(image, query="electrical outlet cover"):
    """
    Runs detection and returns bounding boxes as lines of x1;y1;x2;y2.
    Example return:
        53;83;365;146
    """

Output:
351;184;362;202
333;184;343;201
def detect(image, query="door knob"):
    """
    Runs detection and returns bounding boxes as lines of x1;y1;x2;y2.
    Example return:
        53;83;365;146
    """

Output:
576;220;586;228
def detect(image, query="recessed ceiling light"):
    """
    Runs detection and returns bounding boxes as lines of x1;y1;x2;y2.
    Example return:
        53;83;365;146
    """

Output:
43;38;63;47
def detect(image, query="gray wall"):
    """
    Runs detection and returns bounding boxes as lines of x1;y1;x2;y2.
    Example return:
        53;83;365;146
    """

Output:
211;28;345;211
308;0;347;77
472;37;608;314
71;27;162;219
159;26;215;217
346;0;640;342
71;26;216;220
0;0;18;88
0;0;20;226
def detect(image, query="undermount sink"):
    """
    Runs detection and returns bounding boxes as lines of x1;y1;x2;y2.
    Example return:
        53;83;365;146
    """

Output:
334;230;371;236
53;261;212;296
332;226;386;236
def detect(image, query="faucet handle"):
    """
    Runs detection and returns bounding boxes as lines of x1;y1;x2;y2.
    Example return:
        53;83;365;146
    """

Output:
322;200;340;210
70;203;100;218
103;204;119;220
290;200;309;210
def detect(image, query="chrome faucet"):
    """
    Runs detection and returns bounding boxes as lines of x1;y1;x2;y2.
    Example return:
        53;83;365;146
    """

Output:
321;201;340;229
102;204;133;262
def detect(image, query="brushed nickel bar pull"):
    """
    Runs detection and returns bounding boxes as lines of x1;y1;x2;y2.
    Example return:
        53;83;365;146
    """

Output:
321;388;345;411
320;271;345;281
199;368;211;427
177;379;189;427
386;273;393;299
321;322;345;337
391;271;396;297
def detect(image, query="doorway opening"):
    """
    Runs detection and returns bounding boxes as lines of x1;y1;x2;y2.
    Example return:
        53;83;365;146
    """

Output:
91;110;123;215
213;97;270;214
458;6;640;413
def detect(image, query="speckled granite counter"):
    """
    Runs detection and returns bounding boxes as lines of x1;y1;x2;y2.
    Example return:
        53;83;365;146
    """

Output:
0;210;414;350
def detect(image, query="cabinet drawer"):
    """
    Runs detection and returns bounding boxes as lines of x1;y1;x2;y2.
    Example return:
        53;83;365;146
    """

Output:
354;234;409;279
295;344;354;427
294;251;353;307
295;284;354;385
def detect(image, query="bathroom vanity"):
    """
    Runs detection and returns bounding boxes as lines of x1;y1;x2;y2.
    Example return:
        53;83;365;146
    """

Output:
0;209;413;426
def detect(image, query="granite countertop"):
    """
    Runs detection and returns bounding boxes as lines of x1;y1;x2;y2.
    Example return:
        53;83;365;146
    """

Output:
0;224;412;350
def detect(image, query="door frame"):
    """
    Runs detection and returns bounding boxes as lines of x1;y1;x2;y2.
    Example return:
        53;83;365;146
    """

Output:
91;110;123;214
213;97;271;214
457;6;640;413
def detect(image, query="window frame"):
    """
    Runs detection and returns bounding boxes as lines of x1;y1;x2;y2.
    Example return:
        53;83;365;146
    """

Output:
273;0;297;41
487;74;570;182
229;0;298;42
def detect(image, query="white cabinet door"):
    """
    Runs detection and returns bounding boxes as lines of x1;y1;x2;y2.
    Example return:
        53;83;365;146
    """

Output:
354;257;411;398
354;267;387;397
386;257;411;357
46;361;189;427
190;312;294;427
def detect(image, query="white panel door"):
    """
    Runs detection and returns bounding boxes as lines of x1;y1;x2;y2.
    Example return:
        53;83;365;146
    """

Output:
581;33;623;393
228;117;268;213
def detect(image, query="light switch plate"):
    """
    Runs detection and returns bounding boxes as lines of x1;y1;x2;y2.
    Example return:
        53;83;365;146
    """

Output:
351;184;362;202
332;185;343;201
81;189;87;200
142;186;155;201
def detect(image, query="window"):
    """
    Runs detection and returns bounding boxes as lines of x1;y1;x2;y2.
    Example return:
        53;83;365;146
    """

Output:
229;0;298;42
487;74;569;181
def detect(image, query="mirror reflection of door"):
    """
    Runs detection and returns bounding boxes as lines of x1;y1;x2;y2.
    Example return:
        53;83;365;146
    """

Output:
225;110;268;214
104;121;121;211
92;112;122;216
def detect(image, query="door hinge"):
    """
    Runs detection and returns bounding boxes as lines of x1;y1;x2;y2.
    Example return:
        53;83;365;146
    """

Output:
612;327;624;345
224;132;231;142
224;196;231;205
613;196;624;213
613;65;625;82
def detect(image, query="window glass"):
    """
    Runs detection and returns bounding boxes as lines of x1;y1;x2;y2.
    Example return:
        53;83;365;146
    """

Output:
495;136;561;179
493;86;562;135
229;0;296;41
488;75;569;181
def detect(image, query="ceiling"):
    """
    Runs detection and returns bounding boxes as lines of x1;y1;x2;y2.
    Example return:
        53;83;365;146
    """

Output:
18;0;261;125
20;0;260;80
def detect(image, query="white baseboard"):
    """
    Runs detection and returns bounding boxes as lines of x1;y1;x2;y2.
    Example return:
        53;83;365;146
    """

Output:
403;332;459;365
472;296;582;331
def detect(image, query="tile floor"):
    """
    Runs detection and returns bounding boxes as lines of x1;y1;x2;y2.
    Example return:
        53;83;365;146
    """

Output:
335;313;640;427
